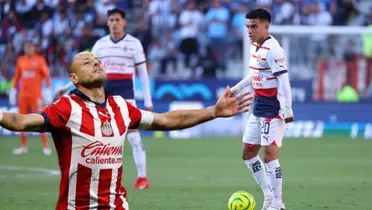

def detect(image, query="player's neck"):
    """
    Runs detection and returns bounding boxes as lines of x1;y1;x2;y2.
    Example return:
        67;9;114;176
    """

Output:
110;32;126;41
256;34;270;46
78;86;106;104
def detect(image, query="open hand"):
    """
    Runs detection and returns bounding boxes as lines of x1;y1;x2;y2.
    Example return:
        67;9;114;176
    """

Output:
214;86;254;118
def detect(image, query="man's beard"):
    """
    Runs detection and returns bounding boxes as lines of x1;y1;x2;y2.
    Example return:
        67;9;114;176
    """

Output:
80;76;106;89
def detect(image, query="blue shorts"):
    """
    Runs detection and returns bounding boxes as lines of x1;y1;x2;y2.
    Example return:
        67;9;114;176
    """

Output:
104;79;134;99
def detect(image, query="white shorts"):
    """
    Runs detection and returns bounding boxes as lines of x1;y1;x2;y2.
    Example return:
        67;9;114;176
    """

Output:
243;114;286;147
126;99;137;107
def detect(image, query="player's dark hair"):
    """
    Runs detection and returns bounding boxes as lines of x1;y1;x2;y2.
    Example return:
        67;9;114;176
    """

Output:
245;8;271;23
107;8;126;19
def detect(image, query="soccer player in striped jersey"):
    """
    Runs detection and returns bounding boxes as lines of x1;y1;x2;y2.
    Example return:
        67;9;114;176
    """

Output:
231;9;294;210
57;8;153;189
0;52;253;210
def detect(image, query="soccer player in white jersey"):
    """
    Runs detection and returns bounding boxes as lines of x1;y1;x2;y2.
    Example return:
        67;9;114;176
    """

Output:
231;9;294;210
0;52;253;209
57;8;153;189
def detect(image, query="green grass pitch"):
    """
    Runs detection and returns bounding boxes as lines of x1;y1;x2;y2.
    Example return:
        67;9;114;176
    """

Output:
0;136;371;210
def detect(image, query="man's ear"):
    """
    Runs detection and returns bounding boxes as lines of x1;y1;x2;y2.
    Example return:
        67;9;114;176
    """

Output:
69;73;78;85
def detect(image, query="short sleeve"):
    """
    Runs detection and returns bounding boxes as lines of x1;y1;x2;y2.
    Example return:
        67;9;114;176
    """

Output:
126;101;142;129
266;47;288;76
40;97;71;132
133;39;146;66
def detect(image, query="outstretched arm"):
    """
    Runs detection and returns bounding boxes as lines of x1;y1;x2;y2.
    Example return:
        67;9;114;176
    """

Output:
0;111;45;132
231;73;252;96
143;106;216;131
139;86;253;131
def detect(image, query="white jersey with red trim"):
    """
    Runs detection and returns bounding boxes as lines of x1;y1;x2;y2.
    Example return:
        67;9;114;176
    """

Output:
41;89;142;210
92;34;146;80
249;35;288;118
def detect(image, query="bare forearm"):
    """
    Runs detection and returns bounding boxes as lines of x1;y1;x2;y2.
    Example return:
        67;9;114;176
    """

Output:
1;112;27;131
0;112;44;132
148;107;214;131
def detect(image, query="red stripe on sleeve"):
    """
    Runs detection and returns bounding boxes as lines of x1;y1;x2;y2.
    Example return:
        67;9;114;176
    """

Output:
42;96;71;129
125;101;142;129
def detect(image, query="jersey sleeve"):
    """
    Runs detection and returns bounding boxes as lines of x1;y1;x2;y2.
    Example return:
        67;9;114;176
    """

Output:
266;47;288;76
40;57;51;88
125;101;142;129
133;39;146;66
231;73;252;96
40;97;71;132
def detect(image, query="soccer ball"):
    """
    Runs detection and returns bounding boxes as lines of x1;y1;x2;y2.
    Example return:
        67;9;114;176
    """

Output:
228;191;256;210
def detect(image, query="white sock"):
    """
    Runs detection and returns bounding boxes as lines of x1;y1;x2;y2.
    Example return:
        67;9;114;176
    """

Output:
245;156;272;198
266;159;283;207
127;132;147;178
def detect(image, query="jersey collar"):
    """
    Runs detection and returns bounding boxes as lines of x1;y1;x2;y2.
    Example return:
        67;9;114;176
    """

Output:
70;89;111;108
255;36;271;52
110;33;127;44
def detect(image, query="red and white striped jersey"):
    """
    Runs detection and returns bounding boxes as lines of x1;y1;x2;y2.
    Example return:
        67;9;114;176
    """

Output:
41;89;142;210
249;35;288;118
91;34;146;80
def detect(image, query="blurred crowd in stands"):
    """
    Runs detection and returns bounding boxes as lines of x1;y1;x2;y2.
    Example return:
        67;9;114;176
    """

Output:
0;0;366;80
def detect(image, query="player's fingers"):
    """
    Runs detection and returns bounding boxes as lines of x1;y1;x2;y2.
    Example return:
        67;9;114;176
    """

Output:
236;91;252;100
238;108;250;114
237;95;254;103
238;96;254;105
238;101;253;109
237;96;250;105
224;86;232;97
